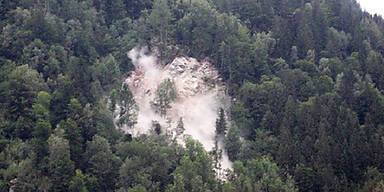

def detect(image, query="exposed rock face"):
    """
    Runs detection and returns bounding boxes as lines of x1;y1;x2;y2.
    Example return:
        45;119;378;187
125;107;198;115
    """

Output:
127;56;223;101
165;57;222;97
122;47;232;172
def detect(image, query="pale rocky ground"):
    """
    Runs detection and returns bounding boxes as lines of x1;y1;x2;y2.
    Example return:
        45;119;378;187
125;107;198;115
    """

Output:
121;47;232;172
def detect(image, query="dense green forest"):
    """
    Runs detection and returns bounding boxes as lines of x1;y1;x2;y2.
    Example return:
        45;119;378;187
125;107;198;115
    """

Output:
1;0;384;191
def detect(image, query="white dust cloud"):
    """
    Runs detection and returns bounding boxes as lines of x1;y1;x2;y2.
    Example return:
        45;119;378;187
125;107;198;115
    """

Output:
121;47;232;171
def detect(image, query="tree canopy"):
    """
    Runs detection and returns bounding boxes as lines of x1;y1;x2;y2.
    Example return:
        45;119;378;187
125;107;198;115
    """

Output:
1;0;384;191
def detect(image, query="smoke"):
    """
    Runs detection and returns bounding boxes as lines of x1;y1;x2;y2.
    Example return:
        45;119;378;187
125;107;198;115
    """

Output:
122;47;232;171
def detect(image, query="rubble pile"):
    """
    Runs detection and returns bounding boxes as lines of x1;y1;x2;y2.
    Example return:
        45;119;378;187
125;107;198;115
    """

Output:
127;56;224;101
166;57;223;97
122;48;232;171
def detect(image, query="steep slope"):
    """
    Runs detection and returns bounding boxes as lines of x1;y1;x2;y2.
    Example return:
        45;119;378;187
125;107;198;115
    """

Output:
121;47;232;171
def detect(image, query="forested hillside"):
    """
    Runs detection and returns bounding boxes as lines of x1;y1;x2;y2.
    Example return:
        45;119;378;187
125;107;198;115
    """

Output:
1;0;384;191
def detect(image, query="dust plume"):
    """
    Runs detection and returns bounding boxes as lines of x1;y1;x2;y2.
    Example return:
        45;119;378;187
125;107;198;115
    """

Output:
121;47;232;171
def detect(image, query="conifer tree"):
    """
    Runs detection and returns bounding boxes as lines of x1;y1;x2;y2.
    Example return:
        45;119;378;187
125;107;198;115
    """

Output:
149;0;173;62
151;79;176;116
48;134;75;192
118;84;138;128
225;125;241;161
216;108;227;135
176;117;185;136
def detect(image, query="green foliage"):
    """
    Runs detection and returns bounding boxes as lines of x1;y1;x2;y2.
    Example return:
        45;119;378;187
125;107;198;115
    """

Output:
149;0;173;62
104;0;127;24
277;69;314;102
230;101;253;137
295;4;315;58
360;167;384;192
85;135;122;191
60;118;83;168
67;98;82;120
293;59;317;77
167;138;217;192
0;139;29;190
127;185;148;192
325;27;351;58
277;95;298;168
48;134;75;192
366;51;384;90
118;84;138;128
176;117;185;136
1;0;384;191
229;156;297;192
176;0;219;58
93;54;121;91
0;65;47;138
215;108;227;135
69;169;88;192
151;78;176;116
225;125;241;161
239;129;278;161
117;135;181;191
14;157;51;191
236;76;286;137
31;91;52;165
